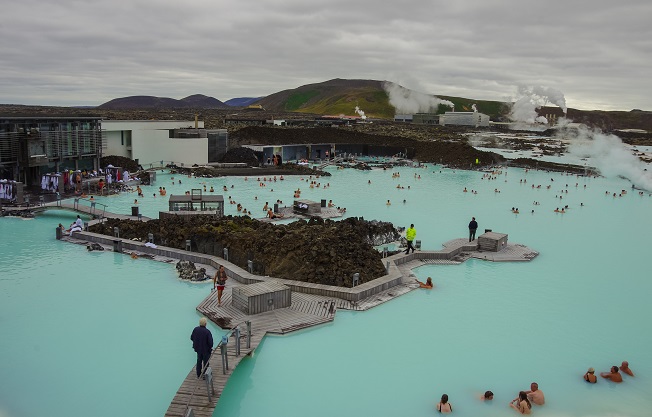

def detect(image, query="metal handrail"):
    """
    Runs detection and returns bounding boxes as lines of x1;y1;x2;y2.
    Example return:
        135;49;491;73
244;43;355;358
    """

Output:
73;197;108;218
141;160;179;170
316;156;343;169
183;320;251;415
202;319;250;374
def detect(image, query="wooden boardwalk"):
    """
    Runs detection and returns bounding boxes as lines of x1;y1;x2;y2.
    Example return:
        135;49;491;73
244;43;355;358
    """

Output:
4;200;152;221
165;331;265;417
165;279;418;417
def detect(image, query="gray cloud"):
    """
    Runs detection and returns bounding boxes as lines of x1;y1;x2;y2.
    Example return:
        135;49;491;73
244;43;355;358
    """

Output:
1;0;650;110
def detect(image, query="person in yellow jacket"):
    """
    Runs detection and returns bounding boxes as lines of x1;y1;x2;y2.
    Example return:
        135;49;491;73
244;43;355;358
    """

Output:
405;224;416;254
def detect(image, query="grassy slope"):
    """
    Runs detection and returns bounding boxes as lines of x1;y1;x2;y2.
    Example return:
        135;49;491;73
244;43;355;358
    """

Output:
274;83;506;119
293;88;394;119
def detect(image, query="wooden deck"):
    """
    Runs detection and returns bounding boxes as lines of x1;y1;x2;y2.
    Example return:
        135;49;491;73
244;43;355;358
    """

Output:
165;278;419;417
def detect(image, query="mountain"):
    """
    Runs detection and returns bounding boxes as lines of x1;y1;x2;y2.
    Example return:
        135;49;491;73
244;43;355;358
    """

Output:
224;97;262;107
256;79;394;118
255;78;508;119
180;94;226;108
98;94;226;109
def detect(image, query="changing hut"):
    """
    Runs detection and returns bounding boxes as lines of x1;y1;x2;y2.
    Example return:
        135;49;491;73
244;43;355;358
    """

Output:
160;189;224;220
232;281;291;315
478;232;508;252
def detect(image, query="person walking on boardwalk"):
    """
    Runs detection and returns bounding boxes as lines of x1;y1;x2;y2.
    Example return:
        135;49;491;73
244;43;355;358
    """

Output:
404;224;416;254
191;317;213;379
468;217;478;242
214;265;228;306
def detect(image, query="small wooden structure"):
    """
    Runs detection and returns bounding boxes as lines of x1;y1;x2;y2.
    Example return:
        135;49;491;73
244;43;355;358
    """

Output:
166;190;224;216
478;232;508;252
293;199;321;215
232;281;291;315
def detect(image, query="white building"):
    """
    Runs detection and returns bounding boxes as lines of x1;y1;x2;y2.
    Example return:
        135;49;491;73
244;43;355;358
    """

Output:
102;120;228;166
439;112;490;127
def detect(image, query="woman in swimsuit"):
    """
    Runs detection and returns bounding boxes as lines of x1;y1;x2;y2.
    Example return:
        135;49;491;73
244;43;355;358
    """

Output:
415;277;434;289
214;265;228;307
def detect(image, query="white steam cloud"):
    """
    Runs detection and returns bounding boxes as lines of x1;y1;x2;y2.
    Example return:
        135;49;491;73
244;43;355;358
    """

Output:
471;103;478;112
509;84;568;125
566;126;652;191
354;106;367;120
383;81;454;114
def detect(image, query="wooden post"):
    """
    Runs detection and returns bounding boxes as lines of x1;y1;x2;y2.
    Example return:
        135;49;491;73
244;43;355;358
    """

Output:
246;321;251;349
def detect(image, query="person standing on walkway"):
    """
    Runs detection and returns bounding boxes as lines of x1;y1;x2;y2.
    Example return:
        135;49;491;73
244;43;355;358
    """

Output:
405;224;416;254
469;217;478;242
190;317;213;379
214;265;228;306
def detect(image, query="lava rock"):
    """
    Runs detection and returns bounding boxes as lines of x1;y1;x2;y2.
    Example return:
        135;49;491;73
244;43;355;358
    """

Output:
86;243;105;251
90;215;398;287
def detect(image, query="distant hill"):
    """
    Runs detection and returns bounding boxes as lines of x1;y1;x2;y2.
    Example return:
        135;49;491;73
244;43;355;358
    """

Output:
224;97;262;107
180;94;226;108
98;94;226;109
255;78;509;119
91;79;651;130
257;79;395;119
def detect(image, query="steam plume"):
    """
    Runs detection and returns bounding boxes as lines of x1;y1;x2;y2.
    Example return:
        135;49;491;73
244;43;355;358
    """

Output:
354;106;367;120
471;103;478;112
566;126;652;191
383;81;454;114
509;84;568;125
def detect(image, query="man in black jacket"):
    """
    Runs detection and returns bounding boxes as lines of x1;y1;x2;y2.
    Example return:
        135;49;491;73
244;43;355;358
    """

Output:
191;317;214;378
468;217;478;242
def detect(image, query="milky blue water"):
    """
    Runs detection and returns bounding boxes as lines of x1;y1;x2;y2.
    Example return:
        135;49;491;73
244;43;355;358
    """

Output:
2;162;651;417
0;211;224;417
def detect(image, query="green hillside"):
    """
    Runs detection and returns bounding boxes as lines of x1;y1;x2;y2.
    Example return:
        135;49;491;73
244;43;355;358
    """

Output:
292;88;393;119
257;79;506;120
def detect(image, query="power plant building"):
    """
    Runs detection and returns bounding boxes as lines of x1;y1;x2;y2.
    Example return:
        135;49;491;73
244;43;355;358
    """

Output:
439;111;490;127
411;113;440;125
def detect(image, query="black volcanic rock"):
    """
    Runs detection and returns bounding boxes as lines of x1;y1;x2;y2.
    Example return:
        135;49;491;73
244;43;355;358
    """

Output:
89;216;398;286
231;126;504;168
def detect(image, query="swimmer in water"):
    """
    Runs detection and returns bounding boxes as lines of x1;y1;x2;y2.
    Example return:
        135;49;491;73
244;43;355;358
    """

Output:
620;361;634;377
415;277;433;288
601;366;623;383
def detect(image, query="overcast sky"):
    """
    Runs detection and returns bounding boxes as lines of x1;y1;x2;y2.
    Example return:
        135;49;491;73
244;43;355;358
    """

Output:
1;0;650;111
